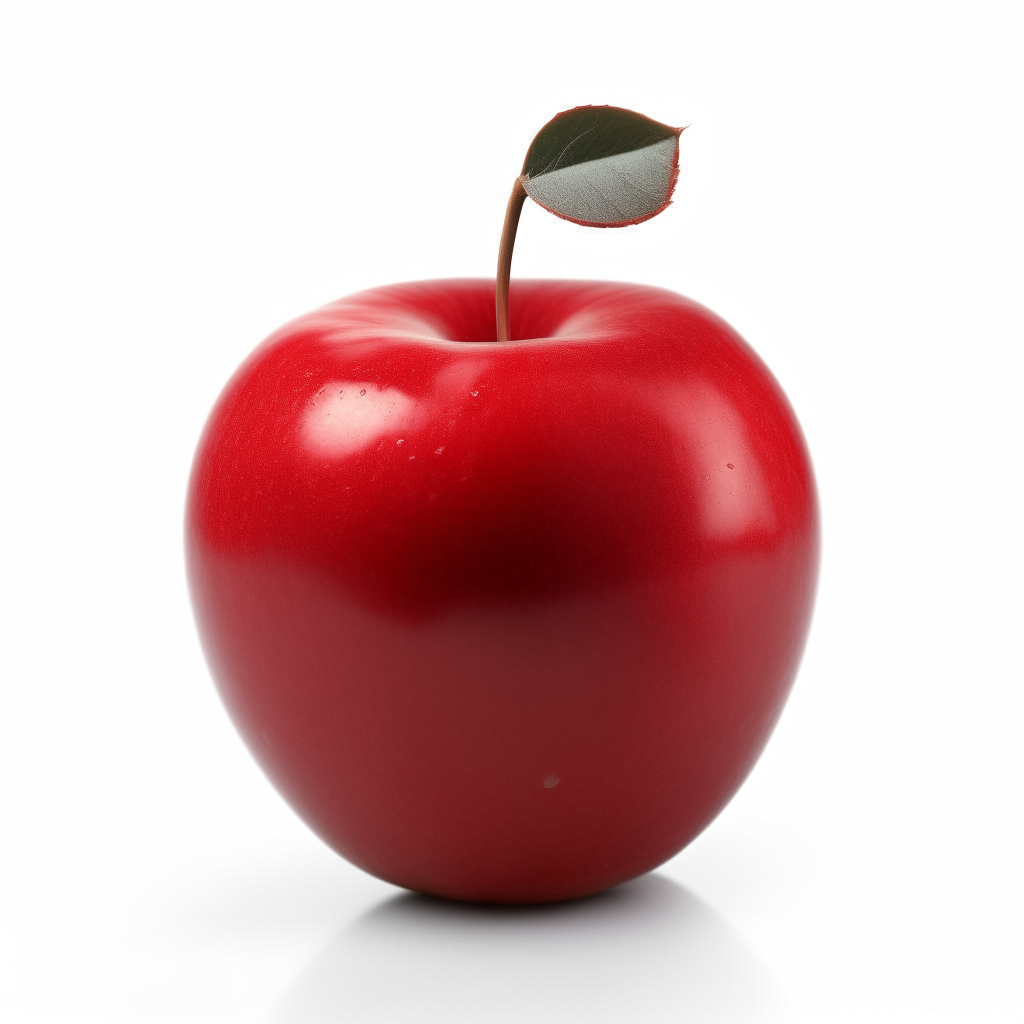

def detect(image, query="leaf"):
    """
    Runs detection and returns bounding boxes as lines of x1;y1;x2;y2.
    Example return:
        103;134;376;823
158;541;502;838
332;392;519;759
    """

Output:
520;106;683;227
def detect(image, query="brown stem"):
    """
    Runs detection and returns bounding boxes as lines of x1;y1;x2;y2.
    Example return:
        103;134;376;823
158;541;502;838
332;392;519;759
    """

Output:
496;176;528;343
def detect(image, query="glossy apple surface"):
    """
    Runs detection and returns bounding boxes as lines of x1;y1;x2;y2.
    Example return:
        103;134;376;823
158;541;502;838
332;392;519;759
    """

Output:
186;279;819;903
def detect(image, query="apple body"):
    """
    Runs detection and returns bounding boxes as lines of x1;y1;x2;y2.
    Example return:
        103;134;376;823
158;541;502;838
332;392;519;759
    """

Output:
186;279;819;903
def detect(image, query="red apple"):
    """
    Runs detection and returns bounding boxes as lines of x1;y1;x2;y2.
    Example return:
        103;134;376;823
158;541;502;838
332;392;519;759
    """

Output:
186;278;819;903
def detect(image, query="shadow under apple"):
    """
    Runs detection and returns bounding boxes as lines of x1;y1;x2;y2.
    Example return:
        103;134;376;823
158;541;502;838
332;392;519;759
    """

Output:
269;873;785;1022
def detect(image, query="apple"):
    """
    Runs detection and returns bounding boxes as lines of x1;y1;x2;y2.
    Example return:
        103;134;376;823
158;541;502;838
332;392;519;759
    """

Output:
186;108;819;903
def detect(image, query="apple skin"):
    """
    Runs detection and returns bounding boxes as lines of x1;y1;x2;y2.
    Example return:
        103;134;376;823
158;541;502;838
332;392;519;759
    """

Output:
186;279;819;903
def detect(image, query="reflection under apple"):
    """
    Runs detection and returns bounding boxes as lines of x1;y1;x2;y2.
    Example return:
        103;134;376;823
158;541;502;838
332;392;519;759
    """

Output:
270;874;786;1023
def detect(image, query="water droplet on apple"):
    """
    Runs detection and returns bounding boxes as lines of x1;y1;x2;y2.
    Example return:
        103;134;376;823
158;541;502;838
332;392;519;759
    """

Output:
543;775;560;789
727;463;734;469
396;439;404;445
359;389;366;396
435;446;445;455
470;390;479;397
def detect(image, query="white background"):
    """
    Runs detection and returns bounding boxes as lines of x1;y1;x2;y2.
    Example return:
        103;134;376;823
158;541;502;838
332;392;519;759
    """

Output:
1;2;1022;1021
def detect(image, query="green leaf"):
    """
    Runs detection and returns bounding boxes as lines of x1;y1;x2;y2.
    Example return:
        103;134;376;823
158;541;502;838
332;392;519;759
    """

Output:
521;105;683;227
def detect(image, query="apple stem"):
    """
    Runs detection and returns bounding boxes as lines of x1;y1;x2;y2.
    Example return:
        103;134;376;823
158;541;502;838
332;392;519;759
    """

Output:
496;176;528;343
